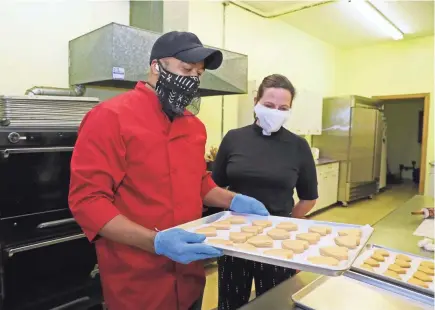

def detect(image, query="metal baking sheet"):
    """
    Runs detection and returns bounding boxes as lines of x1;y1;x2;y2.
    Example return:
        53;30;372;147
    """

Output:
176;211;374;277
352;244;435;296
292;271;434;310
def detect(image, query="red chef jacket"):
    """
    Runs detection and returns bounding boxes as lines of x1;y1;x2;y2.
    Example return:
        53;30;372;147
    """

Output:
69;82;217;310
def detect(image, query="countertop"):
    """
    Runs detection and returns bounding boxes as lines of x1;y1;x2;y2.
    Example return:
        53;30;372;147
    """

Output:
240;195;435;310
315;158;339;165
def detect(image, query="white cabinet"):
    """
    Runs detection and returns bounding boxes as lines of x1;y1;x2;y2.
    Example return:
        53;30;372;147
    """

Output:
284;89;323;135
294;162;339;216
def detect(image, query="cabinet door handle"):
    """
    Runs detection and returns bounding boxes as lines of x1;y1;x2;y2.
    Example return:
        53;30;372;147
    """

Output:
1;147;73;159
6;233;85;257
37;218;76;229
49;296;91;310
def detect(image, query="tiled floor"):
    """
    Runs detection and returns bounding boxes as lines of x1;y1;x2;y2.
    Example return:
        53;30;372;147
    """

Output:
201;182;418;310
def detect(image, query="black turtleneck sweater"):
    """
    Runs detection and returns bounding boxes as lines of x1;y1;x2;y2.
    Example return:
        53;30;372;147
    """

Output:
212;124;318;217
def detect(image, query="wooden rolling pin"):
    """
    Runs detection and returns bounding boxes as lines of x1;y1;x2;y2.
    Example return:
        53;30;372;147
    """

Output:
411;208;434;219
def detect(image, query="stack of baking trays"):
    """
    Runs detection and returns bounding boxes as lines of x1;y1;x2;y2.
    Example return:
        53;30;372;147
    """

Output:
177;211;435;309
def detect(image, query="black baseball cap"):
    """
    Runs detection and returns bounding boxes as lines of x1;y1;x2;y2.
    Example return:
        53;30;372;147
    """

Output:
149;31;223;70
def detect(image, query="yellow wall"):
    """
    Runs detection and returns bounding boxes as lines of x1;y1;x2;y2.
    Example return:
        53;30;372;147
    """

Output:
336;36;434;194
0;1;129;96
188;1;338;150
384;99;424;179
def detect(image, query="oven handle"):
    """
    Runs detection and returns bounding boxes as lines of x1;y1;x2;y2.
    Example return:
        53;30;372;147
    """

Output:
6;233;86;257
49;296;91;310
1;147;74;158
37;218;76;229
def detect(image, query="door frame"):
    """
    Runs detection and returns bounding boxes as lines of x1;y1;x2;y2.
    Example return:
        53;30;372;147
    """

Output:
373;93;430;194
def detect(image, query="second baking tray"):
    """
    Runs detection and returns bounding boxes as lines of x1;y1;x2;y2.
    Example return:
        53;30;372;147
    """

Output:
292;271;434;310
352;244;435;296
176;211;374;277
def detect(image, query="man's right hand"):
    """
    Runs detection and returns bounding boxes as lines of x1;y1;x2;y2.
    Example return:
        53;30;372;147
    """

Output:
154;228;223;264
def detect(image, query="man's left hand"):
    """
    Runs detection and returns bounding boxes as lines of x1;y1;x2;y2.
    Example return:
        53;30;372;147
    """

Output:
229;194;270;216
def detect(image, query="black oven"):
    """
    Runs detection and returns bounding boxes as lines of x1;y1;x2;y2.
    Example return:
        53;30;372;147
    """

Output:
0;128;102;310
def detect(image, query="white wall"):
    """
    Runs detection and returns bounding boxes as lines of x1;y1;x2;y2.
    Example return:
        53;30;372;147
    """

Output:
0;0;130;96
384;100;424;180
335;36;434;194
188;1;338;150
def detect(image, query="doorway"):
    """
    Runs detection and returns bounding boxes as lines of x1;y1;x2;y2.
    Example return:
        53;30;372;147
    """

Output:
374;93;430;194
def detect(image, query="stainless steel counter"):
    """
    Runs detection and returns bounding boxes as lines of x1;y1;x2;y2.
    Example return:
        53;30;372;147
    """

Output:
240;195;435;310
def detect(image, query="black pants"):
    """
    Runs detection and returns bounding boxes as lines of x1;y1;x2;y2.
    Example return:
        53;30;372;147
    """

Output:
217;256;296;310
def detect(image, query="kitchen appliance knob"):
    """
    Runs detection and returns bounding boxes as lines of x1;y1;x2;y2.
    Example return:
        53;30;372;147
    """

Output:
8;132;22;144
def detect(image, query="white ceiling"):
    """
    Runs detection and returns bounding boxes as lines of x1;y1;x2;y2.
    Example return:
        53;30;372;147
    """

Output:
240;1;434;48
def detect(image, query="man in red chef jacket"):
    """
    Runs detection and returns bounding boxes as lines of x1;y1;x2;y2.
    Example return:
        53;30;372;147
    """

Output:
69;31;270;310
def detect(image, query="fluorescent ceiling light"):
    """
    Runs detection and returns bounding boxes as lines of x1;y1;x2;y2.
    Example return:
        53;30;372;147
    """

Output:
352;0;404;40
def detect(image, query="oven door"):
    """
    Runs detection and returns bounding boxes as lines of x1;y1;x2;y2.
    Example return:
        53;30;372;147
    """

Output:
0;146;73;218
0;234;100;310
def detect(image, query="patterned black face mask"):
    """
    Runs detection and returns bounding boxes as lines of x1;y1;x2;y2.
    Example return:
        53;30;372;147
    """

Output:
155;61;200;119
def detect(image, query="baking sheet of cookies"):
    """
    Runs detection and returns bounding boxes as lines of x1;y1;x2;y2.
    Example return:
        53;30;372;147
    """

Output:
177;211;374;277
352;244;435;296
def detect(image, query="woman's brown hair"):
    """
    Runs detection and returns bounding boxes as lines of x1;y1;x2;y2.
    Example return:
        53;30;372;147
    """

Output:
256;74;296;102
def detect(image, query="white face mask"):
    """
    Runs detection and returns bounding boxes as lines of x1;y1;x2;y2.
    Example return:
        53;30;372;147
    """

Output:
254;104;291;136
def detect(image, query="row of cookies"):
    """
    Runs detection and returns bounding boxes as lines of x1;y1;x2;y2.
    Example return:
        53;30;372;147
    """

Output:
197;218;367;267
302;228;363;266
199;219;361;244
205;230;353;267
360;249;434;289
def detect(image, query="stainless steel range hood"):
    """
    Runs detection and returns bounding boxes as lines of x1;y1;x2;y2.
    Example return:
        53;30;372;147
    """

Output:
69;23;248;96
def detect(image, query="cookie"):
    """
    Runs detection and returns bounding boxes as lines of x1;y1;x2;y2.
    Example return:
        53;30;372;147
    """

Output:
282;240;309;254
418;265;435;275
364;258;380;267
319;246;349;261
374;249;389;257
338;228;362;237
233;243;258;252
229;232;249;243
267;229;290;240
360;264;374;271
207;239;233;246
296;233;321;245
413;271;433;282
394;259;411;268
371;253;385;262
408;277;429;288
308;226;332;236
388;264;406;274
396;254;411;262
211;221;231;230
241;226;261;235
195;226;217;237
420;261;435;270
308;256;339;266
252;220;273;228
263;249;294;259
247;235;274;248
228;216;246;224
334;236;359;249
276;222;298;232
383;270;402;280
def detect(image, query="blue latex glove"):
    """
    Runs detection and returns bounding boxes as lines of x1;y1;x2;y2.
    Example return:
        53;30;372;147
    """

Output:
229;194;270;216
154;228;223;264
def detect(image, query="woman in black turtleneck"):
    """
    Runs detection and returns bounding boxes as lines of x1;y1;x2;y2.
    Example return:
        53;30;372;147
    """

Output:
212;74;318;310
